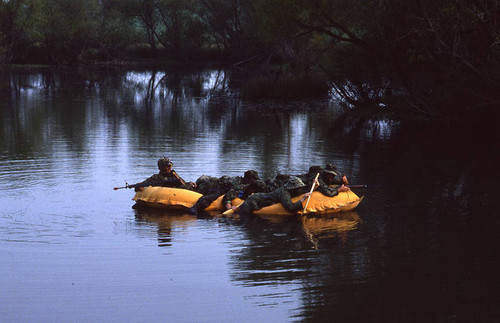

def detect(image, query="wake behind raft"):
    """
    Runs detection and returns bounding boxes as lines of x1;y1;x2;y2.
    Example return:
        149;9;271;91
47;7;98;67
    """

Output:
132;187;363;216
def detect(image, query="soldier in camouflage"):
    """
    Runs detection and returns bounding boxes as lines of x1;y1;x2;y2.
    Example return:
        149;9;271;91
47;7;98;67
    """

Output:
131;157;196;192
191;171;261;213
264;173;291;192
241;170;260;184
222;180;267;210
310;169;350;197
221;170;262;209
195;170;260;195
191;175;234;212
298;165;324;184
238;176;312;215
194;175;219;195
298;164;350;197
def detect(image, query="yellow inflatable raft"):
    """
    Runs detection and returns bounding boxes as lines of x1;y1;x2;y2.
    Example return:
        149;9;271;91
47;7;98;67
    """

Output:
132;187;201;210
132;187;363;215
254;190;363;216
132;187;242;211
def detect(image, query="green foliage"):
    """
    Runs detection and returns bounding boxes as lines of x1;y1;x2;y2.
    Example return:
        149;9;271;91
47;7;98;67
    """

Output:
96;0;141;59
38;0;100;63
153;0;205;59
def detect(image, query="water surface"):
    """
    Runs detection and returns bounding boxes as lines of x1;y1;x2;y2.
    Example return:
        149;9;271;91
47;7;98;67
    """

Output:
1;67;498;322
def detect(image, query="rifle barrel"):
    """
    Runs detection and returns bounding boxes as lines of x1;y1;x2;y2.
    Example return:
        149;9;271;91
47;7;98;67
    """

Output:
113;183;134;190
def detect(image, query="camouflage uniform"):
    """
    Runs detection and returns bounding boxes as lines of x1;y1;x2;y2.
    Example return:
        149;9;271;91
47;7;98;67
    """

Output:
222;180;266;206
194;175;219;195
264;174;290;192
262;166;322;194
192;176;235;212
221;171;261;204
242;170;260;184
132;157;191;191
298;165;324;184
239;177;306;215
305;168;346;197
192;171;261;212
295;163;340;178
227;170;260;189
132;172;183;191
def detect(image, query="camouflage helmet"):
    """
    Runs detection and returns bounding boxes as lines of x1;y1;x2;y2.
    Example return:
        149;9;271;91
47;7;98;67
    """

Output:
308;165;323;175
218;175;231;184
244;170;259;181
323;169;339;177
275;174;290;181
158;157;173;168
284;176;306;190
196;175;216;186
248;180;266;192
326;163;339;174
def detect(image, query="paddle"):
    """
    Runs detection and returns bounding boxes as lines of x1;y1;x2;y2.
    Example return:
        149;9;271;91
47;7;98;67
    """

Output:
302;173;320;215
220;201;244;217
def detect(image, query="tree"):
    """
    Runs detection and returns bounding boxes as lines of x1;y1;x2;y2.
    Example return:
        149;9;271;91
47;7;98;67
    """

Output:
190;0;251;56
154;0;205;59
36;0;101;64
95;0;139;60
0;0;39;63
250;0;500;117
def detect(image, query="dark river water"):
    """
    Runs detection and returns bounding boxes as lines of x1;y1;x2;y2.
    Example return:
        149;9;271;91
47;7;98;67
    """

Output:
1;67;499;322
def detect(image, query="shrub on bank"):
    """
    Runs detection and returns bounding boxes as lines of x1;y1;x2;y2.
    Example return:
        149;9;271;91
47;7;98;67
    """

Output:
240;73;330;100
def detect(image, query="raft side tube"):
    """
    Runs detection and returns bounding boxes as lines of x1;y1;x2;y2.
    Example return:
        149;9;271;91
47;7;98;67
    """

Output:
131;187;363;215
254;191;363;216
133;187;202;209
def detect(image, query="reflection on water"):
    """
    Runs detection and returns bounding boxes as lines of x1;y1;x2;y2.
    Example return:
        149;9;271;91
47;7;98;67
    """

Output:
134;209;197;248
1;67;499;322
301;212;361;247
134;209;362;251
259;212;362;248
228;212;367;277
1;67;358;181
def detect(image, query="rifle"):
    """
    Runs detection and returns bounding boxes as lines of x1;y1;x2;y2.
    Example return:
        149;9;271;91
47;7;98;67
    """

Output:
113;182;135;190
173;170;198;190
338;172;367;190
114;170;188;191
171;170;186;186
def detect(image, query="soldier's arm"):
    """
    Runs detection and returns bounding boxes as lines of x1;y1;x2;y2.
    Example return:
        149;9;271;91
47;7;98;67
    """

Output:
160;177;182;187
131;175;158;192
317;184;339;197
138;174;181;188
332;174;348;185
222;189;239;209
280;191;306;213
